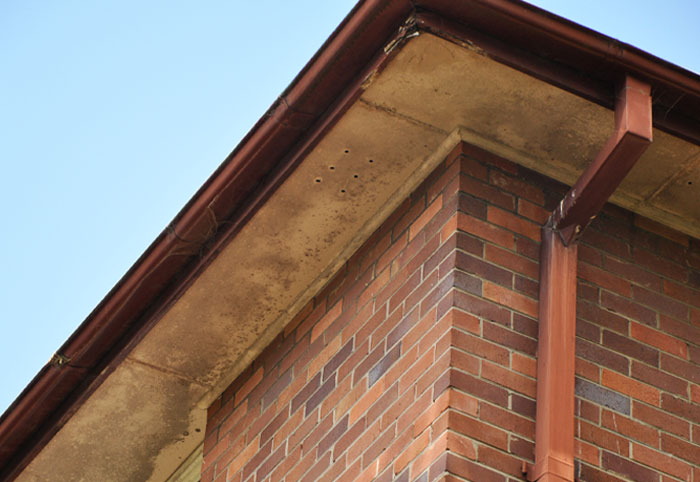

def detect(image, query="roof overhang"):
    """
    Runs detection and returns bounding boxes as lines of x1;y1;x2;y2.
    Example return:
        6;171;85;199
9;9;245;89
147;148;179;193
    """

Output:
3;1;699;480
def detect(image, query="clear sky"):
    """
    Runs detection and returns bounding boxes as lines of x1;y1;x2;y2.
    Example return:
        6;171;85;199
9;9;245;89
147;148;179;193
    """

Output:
1;1;698;413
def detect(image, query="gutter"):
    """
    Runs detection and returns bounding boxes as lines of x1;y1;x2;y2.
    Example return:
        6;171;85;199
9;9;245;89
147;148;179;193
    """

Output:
1;0;697;479
526;76;652;481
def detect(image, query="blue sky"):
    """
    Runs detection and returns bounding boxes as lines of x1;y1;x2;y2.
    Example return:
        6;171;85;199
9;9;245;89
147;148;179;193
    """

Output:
1;1;698;413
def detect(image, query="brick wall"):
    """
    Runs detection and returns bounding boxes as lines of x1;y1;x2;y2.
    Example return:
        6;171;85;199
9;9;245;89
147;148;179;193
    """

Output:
201;142;700;482
574;198;700;480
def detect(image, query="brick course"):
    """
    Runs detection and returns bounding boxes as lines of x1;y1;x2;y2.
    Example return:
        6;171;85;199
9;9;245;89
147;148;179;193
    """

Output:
202;142;699;482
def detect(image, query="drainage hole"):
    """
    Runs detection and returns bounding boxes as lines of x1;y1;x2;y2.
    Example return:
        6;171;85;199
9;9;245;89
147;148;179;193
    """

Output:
688;181;693;185
344;149;350;154
329;165;335;170
353;174;359;179
315;178;322;183
340;189;346;193
368;159;374;163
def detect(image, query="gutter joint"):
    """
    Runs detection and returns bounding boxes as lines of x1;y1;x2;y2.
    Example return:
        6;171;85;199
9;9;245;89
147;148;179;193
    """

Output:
48;353;71;368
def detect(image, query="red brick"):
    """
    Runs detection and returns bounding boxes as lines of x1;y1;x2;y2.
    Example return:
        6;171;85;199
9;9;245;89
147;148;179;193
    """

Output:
482;360;536;398
516;236;540;260
274;367;307;409
632;361;688;397
483;321;537;356
409;195;443;241
664;279;700;308
295;299;327;341
489;170;544;205
272;408;304;449
444;308;480;335
427;160;461;203
483;281;538;317
661;393;700;424
451;369;508;407
512;312;538;338
604;255;662;291
578;463;627;482
449;409;508;450
234;367;264;407
358;267;391;308
630;322;687;358
633;247;688;283
356;315;387;351
380;384;416;430
452;329;509;366
219;399;249;438
632;443;692;480
660;353;700;385
383;270;422;314
477;445;524;478
310;300;343;343
660;432;700;465
576;400;600;425
462;143;516;175
404;270;439;313
579;421;629;456
603;330;659;366
601;451;659;482
575;439;599;466
602;369;660;406
577;300;628;334
361;422;396;469
480;402;535;439
300;450;332;482
377;232;409;274
518;198;549;223
634;285;688;321
398;346;434;395
634;216;689;247
487;206;540;241
581;228;630;260
349;379;386;425
601;409;658;448
576;338;629;375
459;174;515;211
578;243;603;267
445;452;506;482
224;436;259;479
509;436;534;463
633;401;690;439
453;290;512;326
579;262;632;297
600;291;657;326
410;430;447;478
284;299;314;337
448;212;515;248
270;444;301;480
576;357;600;383
660;315;700;345
455;250;512;286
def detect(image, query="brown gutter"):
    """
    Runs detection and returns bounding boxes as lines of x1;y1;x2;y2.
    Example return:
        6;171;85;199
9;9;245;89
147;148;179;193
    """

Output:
526;76;652;481
1;0;697;479
414;1;700;145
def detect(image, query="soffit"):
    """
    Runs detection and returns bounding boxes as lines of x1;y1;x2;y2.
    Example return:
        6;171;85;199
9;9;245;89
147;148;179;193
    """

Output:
362;34;700;238
18;32;699;482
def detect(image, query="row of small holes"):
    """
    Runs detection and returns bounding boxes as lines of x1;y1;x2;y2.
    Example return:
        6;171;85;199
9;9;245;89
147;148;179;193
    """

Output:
314;150;374;192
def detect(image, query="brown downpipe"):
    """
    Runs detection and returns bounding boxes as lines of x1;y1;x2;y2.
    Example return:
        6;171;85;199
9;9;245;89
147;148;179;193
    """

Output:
526;76;652;481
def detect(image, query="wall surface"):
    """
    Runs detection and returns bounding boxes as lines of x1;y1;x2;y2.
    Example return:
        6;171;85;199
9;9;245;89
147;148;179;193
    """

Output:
202;143;700;482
